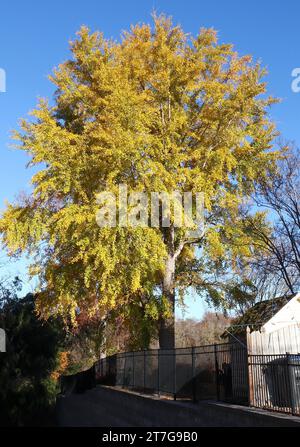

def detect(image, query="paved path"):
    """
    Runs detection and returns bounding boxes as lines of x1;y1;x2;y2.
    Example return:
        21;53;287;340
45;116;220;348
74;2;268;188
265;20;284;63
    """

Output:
56;386;207;427
56;389;134;427
56;385;300;427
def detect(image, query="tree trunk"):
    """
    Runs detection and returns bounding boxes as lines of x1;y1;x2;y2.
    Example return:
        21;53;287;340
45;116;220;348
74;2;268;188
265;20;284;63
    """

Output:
159;252;176;349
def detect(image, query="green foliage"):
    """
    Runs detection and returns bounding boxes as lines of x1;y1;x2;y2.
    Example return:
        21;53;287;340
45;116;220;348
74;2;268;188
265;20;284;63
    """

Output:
0;292;64;426
0;289;106;425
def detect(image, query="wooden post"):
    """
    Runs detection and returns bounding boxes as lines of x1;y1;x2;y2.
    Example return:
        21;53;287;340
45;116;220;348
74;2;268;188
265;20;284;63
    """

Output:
247;326;254;406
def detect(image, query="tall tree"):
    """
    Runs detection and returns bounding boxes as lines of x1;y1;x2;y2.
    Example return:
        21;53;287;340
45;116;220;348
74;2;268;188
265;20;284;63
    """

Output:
0;15;279;348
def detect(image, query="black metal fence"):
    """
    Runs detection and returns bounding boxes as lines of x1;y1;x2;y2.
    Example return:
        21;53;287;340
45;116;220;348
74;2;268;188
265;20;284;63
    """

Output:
248;353;300;416
95;342;249;405
95;343;300;416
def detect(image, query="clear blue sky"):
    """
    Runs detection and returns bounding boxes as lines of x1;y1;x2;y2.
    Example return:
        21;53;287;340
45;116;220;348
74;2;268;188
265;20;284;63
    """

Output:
1;0;300;318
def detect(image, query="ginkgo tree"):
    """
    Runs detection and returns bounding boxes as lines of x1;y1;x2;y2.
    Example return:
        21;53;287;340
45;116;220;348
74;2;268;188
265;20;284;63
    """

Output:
0;15;279;348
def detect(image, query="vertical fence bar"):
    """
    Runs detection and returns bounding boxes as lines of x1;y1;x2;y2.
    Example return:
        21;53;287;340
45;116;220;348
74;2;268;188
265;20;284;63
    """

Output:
143;349;146;393
214;344;220;400
173;348;177;400
192;346;197;402
157;349;160;396
123;353;126;388
132;351;135;389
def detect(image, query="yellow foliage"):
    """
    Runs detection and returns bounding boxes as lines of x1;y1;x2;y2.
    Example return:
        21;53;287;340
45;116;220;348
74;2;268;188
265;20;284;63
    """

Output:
0;15;280;324
51;351;69;381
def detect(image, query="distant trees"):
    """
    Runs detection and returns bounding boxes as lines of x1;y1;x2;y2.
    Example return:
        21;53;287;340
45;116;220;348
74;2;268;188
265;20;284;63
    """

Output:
175;312;231;347
101;311;231;350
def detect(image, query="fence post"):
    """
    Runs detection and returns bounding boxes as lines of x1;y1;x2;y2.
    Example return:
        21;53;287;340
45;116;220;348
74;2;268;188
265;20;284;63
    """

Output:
246;326;254;406
286;352;295;414
132;351;135;389
192;346;197;403
214;344;220;400
143;349;146;393
174;348;177;401
157;349;160;397
114;354;117;386
123;353;126;388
